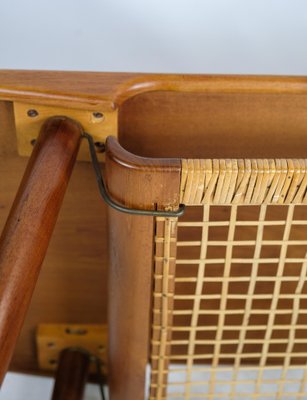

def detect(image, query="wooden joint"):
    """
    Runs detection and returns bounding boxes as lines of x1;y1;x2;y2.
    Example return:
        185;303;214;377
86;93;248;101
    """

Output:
13;102;118;161
36;324;107;373
105;136;181;212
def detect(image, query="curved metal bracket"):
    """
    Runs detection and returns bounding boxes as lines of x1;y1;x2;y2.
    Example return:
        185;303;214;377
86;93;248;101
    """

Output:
82;133;185;217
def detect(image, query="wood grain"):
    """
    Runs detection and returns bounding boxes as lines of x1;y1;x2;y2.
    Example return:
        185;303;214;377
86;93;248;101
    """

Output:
0;116;82;383
105;138;181;400
0;70;306;111
14;102;118;161
0;71;307;392
36;324;107;373
119;91;307;159
0;100;108;375
107;210;155;400
51;348;90;400
105;136;181;211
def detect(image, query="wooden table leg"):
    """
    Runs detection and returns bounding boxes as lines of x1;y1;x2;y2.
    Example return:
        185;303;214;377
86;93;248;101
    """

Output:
51;348;91;400
0;117;82;383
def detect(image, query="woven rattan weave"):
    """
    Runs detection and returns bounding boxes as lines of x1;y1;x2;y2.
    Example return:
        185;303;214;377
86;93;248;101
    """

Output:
150;158;307;399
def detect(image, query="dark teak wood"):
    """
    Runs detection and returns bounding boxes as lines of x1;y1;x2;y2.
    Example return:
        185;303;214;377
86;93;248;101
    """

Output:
0;117;82;383
51;348;91;400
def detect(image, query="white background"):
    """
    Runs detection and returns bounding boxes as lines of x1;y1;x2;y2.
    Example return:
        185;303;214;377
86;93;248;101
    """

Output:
0;0;306;74
0;0;307;399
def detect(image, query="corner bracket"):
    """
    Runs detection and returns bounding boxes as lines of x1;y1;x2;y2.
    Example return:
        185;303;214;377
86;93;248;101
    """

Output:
13;102;118;161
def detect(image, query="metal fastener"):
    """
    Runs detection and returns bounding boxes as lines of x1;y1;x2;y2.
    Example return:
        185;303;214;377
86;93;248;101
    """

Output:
92;112;104;119
27;109;39;118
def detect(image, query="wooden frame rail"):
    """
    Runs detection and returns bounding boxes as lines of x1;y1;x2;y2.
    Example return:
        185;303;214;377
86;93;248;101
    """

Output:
105;137;181;400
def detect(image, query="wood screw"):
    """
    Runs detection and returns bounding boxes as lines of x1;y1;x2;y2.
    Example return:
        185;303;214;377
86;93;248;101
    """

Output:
27;109;39;118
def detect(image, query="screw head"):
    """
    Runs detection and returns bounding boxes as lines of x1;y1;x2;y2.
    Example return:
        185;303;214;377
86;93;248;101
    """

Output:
92;112;104;119
27;109;39;118
30;139;37;146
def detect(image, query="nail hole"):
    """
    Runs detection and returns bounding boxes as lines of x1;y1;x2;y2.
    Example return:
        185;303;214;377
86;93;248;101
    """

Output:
49;359;57;365
30;139;36;146
27;109;39;118
94;142;105;153
92;112;104;119
65;327;88;335
47;342;55;348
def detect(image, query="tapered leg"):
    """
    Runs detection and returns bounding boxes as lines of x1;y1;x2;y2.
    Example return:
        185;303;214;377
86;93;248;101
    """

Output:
0;117;82;383
51;348;91;400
